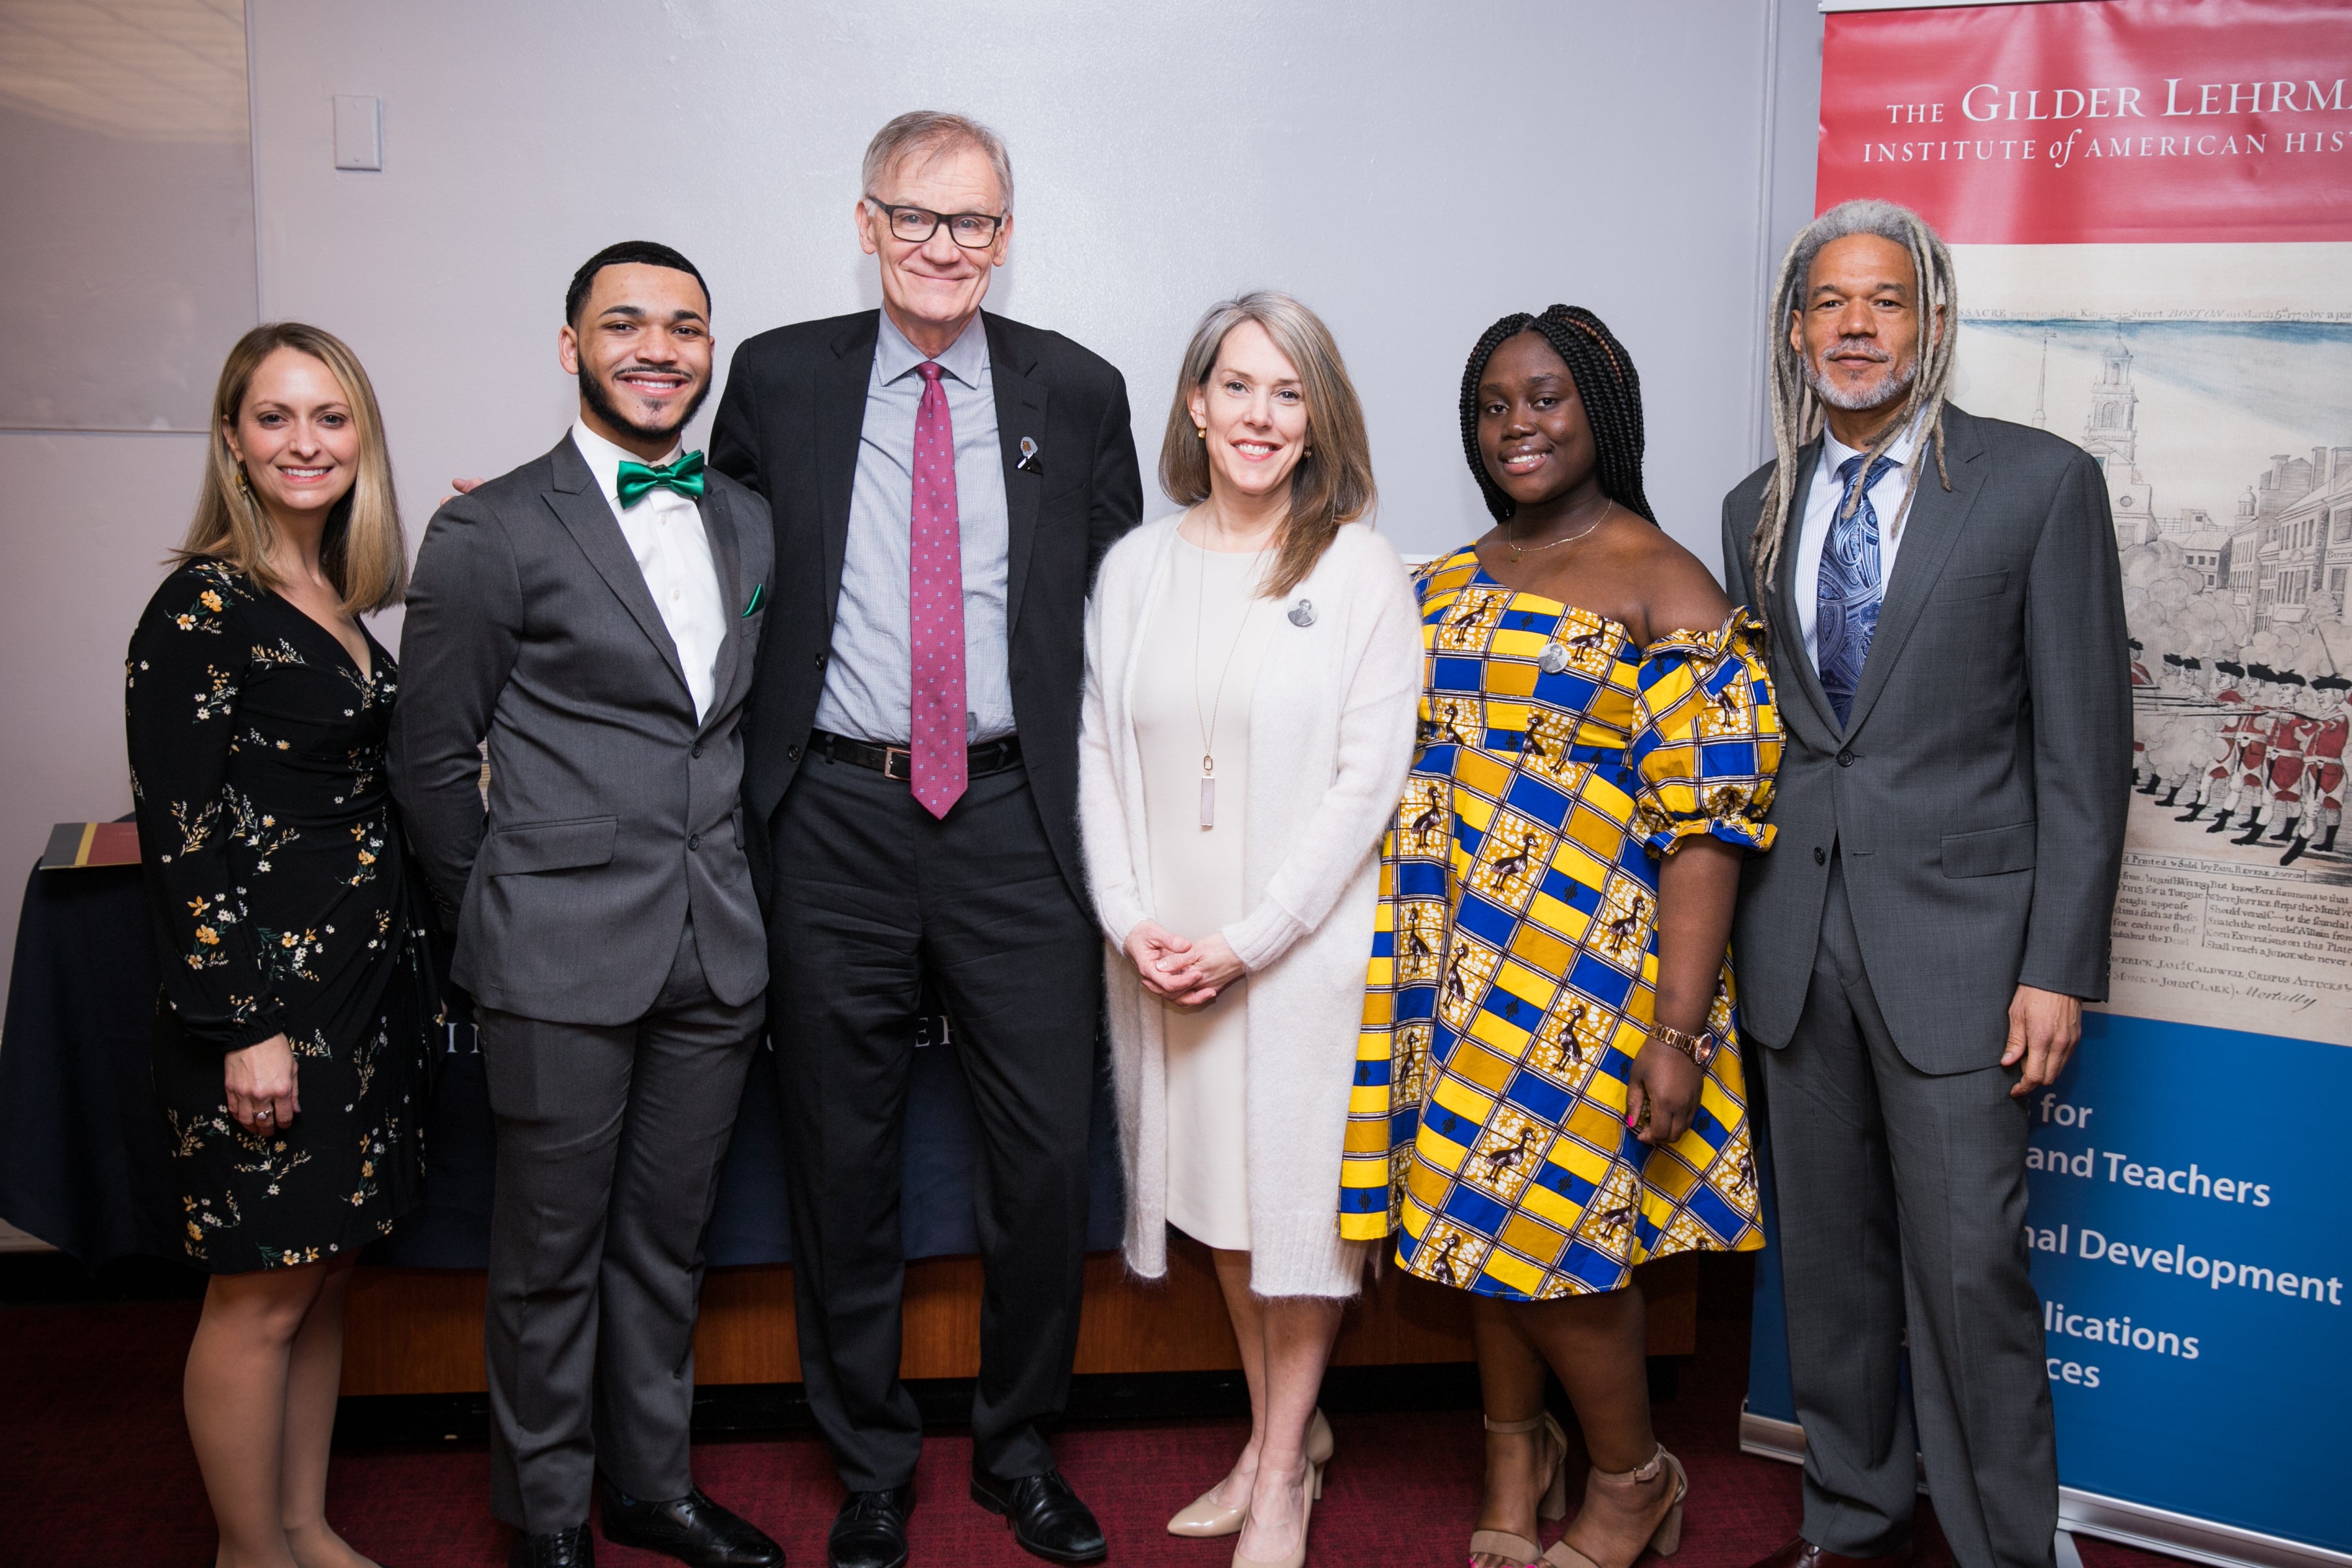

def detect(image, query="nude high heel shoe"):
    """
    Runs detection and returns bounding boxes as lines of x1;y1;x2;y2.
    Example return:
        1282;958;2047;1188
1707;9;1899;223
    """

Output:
1541;1445;1689;1568
1168;1409;1334;1537
1232;1452;1322;1568
1469;1411;1571;1567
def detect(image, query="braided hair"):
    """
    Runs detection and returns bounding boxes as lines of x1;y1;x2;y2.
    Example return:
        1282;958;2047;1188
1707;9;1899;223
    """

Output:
1459;304;1656;527
1755;199;1958;600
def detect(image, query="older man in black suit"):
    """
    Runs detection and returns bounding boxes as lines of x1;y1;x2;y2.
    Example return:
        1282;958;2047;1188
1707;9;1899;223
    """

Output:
709;111;1140;1568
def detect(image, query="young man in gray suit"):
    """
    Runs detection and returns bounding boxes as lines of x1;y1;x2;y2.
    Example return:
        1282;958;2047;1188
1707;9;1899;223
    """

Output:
392;242;782;1568
1721;200;2130;1568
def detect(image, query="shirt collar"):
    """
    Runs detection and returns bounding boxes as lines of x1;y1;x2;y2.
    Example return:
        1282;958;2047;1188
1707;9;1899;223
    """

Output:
1821;416;1922;484
874;308;989;390
570;417;683;506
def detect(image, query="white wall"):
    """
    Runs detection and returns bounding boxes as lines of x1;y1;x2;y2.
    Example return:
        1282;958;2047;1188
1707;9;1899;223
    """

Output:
0;0;255;430
0;432;212;990
248;0;1820;572
0;0;1823;1005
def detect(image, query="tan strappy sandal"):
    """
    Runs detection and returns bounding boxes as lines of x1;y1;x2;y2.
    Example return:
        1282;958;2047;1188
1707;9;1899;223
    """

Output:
1469;1411;1571;1567
1539;1445;1689;1568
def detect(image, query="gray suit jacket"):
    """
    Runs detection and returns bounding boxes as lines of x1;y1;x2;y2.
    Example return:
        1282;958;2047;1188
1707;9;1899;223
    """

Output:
1720;404;2131;1073
390;436;772;1025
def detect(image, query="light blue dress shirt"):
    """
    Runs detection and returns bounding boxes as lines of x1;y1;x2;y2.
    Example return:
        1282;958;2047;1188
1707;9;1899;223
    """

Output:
815;310;1015;744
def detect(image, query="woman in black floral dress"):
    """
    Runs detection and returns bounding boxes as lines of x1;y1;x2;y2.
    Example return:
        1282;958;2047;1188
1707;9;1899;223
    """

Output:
127;323;432;1568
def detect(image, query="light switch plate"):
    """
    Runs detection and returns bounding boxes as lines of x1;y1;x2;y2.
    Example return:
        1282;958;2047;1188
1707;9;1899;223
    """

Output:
333;95;382;171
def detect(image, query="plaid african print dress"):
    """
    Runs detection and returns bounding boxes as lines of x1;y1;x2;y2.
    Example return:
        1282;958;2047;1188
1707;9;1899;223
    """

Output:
1337;547;1779;1299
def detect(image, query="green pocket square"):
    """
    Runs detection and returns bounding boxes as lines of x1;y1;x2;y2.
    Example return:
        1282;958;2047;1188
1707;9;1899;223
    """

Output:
742;583;765;617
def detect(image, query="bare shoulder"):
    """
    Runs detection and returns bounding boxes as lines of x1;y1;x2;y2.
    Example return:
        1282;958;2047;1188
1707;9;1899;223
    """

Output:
1622;523;1732;641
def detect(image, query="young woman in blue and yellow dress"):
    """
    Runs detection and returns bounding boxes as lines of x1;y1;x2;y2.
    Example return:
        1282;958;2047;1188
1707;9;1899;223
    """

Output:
1338;306;1780;1568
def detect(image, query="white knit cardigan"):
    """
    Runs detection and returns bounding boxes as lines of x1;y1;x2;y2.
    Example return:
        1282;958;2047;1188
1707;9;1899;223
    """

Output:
1078;514;1422;1298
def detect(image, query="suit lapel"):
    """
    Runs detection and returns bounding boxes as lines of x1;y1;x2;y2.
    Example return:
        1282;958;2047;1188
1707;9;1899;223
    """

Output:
1771;439;1843;743
544;436;691;701
986;313;1048;635
817;315;879;632
698;485;746;728
1842;408;1989;736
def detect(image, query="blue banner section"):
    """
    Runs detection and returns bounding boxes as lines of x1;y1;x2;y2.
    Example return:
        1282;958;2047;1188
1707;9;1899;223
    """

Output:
2024;1012;2345;1552
1748;1012;2350;1555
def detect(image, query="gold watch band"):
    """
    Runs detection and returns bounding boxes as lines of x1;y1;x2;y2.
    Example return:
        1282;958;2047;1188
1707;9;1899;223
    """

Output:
1648;1022;1715;1066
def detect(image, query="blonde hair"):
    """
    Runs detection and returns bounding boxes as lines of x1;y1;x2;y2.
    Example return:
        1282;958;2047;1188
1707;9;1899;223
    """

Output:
1158;291;1376;599
178;322;407;613
1754;199;1957;603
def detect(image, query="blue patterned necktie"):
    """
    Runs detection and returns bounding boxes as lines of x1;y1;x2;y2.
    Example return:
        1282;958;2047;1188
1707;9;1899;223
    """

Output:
1816;452;1896;728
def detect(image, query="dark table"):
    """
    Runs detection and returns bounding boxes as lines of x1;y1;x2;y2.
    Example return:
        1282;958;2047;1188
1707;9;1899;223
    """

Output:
0;861;1122;1269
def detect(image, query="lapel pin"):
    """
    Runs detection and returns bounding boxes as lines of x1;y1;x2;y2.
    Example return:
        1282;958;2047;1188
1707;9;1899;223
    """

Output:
1017;436;1041;473
1537;640;1570;674
741;583;765;618
1288;598;1316;628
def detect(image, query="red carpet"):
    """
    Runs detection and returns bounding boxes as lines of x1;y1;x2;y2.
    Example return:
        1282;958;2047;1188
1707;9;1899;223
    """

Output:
0;1281;2181;1568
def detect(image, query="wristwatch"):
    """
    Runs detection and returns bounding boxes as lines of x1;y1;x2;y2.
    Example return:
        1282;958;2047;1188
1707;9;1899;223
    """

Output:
1648;1022;1719;1069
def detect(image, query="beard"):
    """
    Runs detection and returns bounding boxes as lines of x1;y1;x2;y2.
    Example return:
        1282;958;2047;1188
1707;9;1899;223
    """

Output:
1803;341;1918;413
578;362;711;446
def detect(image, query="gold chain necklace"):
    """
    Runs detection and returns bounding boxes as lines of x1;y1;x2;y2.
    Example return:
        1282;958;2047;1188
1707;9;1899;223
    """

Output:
1192;527;1267;830
1504;498;1616;563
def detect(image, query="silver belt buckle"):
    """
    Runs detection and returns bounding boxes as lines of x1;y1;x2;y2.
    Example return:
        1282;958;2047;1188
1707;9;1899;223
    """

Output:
882;744;912;782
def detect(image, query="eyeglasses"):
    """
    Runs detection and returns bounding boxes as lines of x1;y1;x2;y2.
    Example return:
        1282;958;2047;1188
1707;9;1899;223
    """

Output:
864;197;1005;249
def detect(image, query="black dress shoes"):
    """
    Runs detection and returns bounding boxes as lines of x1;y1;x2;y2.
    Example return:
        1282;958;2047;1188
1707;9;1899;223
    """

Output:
1746;1539;1913;1568
512;1526;594;1568
969;1466;1107;1565
828;1485;915;1568
601;1484;783;1567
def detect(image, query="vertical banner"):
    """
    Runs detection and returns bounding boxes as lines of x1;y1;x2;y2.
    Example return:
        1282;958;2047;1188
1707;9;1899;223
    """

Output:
1749;4;2352;1563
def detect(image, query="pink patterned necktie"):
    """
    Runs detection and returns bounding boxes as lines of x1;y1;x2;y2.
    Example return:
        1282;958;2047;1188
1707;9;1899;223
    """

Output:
909;361;968;818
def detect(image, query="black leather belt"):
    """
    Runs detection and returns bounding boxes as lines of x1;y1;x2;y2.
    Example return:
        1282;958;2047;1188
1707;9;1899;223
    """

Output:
807;728;1022;783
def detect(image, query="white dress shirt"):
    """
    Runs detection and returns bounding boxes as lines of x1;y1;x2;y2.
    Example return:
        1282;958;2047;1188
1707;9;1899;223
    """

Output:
1793;419;1923;672
571;419;729;719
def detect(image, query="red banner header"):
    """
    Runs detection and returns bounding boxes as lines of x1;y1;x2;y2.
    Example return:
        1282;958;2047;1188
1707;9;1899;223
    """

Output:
1817;1;2352;244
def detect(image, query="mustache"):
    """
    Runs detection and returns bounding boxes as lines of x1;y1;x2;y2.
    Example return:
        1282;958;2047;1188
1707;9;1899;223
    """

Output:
1820;338;1894;365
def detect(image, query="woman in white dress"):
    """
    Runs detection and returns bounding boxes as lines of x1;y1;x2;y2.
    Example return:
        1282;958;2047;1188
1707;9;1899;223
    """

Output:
1078;293;1421;1568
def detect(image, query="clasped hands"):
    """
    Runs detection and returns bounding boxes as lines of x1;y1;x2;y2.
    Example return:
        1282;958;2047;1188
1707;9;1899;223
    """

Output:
1124;919;1245;1009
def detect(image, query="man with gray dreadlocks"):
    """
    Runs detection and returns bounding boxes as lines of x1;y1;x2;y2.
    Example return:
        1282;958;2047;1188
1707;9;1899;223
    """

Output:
1720;199;2129;1568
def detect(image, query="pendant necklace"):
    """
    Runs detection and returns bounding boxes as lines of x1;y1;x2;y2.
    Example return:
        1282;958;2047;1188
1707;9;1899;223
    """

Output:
1193;525;1267;830
1505;498;1616;563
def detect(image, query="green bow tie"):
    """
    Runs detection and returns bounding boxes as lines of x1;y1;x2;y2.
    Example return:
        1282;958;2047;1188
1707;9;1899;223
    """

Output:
614;450;706;507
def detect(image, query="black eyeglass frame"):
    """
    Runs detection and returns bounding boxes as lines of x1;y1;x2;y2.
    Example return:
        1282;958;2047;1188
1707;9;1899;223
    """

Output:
862;195;1007;250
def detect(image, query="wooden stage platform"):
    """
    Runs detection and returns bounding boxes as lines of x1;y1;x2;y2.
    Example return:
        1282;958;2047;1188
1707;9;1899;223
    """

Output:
342;1237;1699;1396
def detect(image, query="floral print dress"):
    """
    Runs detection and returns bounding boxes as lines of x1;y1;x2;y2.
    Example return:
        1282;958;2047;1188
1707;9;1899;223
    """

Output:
126;558;434;1271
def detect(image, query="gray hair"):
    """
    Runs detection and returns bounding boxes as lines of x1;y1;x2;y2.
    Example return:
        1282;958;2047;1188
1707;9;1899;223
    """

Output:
860;110;1015;214
1754;197;1959;600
